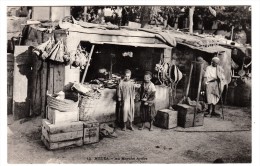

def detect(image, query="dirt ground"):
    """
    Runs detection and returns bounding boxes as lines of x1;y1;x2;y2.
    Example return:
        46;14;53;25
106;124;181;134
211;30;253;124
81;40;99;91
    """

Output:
7;106;251;164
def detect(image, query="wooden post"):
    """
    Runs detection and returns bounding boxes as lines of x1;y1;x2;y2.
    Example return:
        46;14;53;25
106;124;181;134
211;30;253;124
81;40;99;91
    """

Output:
193;62;203;127
189;6;195;34
83;7;88;22
13;46;31;120
81;45;95;84
185;63;193;97
231;26;234;41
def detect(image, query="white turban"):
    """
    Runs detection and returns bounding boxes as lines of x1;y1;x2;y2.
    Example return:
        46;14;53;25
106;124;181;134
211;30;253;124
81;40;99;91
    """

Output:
211;57;220;64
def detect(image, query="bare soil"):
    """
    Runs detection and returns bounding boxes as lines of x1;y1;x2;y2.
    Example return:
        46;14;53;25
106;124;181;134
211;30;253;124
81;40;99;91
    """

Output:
7;106;251;164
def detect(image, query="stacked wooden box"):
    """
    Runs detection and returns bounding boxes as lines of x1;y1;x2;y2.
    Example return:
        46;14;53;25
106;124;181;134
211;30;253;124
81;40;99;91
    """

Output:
41;119;83;150
173;104;204;128
82;117;99;145
41;97;83;150
42;94;100;149
154;109;178;129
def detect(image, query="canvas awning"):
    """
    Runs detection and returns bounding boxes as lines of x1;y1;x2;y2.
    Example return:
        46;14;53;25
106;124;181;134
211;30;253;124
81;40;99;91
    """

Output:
89;41;172;48
179;42;228;54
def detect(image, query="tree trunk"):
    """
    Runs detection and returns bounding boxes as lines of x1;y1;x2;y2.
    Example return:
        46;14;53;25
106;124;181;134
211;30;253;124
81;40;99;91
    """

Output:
140;6;152;28
189;6;195;33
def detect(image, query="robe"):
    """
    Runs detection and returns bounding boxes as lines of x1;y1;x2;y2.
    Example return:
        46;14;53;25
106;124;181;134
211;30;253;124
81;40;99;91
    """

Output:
140;82;156;122
204;65;225;105
117;80;135;123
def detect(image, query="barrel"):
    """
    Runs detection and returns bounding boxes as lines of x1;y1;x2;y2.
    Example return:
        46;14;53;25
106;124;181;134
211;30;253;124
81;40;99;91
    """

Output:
234;77;251;107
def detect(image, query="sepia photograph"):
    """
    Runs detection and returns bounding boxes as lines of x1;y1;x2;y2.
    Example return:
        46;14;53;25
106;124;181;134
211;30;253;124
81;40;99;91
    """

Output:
2;1;259;164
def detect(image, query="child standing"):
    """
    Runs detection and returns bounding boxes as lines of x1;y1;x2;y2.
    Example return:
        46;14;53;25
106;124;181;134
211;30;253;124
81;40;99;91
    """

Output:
117;69;135;131
139;71;156;131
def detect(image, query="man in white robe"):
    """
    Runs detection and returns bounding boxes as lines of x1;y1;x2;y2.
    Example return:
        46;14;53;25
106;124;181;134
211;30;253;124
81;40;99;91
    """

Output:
204;57;225;116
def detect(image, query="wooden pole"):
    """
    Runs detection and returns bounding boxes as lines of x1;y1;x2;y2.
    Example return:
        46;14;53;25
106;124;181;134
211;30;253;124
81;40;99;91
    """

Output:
193;62;203;127
185;63;193;97
189;6;195;34
81;45;95;84
83;6;87;22
231;26;234;41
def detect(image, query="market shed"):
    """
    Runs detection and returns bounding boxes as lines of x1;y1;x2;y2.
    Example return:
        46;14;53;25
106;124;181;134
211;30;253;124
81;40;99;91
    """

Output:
13;21;177;123
156;30;233;103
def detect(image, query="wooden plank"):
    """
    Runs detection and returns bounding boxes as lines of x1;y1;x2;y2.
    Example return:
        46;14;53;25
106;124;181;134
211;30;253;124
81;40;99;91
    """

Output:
13;46;31;120
41;62;48;117
7;97;13;115
47;63;54;94
47;106;79;124
53;64;65;93
42;127;83;142
41;135;83;150
31;54;43;115
42;119;83;134
68;31;159;42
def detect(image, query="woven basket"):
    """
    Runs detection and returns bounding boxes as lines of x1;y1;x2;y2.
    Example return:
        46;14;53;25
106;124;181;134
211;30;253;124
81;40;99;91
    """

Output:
78;95;97;121
46;93;78;112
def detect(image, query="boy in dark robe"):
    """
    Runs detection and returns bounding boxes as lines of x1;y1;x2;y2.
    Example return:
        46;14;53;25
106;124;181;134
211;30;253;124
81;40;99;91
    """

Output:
139;71;156;131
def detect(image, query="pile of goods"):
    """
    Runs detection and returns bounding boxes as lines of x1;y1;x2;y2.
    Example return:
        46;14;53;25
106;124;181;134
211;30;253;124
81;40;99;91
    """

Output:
71;83;102;100
89;73;121;89
41;91;100;150
33;40;89;68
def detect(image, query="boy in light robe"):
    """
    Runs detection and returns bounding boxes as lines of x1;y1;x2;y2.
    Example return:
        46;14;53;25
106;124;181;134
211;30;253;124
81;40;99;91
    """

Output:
117;69;135;131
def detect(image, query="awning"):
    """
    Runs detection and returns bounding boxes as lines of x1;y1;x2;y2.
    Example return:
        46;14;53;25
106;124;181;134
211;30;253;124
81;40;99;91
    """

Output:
89;41;172;48
179;42;228;54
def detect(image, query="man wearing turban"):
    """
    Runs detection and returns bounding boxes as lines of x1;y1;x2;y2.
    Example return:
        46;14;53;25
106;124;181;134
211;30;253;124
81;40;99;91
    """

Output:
203;57;225;116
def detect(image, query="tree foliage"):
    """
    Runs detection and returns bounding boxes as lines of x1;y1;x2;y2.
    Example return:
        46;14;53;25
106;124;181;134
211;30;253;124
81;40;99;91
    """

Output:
70;6;251;31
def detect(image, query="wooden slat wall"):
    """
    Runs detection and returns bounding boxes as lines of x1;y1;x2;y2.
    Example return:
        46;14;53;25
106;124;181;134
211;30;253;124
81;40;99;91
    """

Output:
7;53;14;115
13;46;31;120
41;62;48;117
53;63;65;93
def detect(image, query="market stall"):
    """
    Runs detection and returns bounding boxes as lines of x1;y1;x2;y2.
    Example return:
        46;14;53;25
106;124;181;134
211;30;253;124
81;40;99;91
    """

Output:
18;18;177;123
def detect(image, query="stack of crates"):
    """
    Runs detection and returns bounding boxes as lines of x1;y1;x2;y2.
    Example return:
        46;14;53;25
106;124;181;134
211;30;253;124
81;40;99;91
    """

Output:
41;96;84;150
41;94;100;150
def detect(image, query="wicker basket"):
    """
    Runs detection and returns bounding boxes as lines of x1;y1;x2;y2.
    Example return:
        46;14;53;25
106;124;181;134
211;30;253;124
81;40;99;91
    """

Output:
78;95;97;121
46;93;79;112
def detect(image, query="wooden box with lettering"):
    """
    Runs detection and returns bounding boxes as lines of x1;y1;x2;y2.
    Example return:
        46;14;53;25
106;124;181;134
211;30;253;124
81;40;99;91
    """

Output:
82;118;99;145
154;109;178;129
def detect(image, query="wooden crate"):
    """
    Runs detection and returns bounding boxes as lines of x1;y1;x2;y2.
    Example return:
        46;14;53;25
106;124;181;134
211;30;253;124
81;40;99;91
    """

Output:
41;135;83;150
82;118;99;145
46;106;79;124
42;119;83;134
42;119;83;143
173;104;204;128
154;109;178;129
